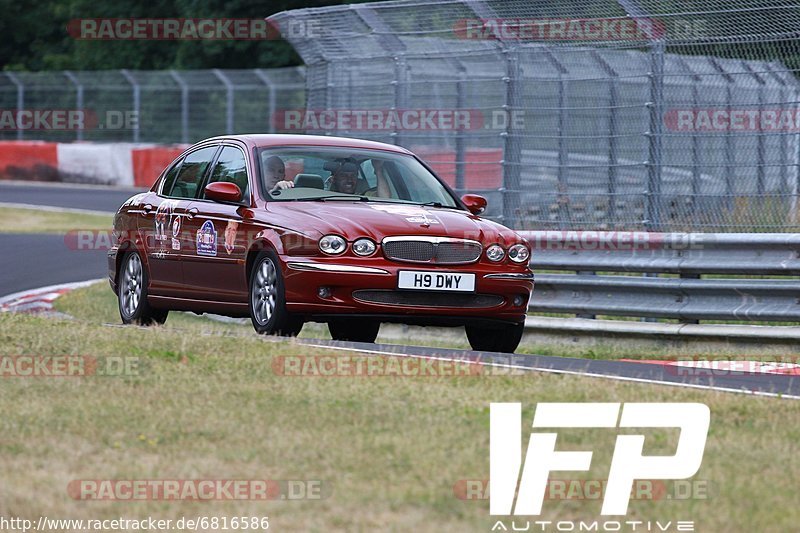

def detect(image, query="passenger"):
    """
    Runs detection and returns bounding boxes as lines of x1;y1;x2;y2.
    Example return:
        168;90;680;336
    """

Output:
329;161;360;194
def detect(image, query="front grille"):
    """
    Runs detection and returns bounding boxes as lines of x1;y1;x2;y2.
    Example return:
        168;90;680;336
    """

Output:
383;237;482;265
353;290;504;308
383;240;435;262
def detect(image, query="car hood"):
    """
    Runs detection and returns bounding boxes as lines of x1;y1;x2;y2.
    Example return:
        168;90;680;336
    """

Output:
263;201;521;245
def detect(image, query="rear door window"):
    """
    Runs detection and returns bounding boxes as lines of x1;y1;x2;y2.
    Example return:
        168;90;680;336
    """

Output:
164;146;219;199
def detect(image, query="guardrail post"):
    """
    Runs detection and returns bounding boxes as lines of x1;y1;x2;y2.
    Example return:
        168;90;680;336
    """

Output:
121;69;141;143
679;273;700;324
5;72;24;140
576;271;596;319
64;71;84;141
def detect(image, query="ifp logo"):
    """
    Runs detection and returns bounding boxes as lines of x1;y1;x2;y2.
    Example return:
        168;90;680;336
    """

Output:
490;403;710;516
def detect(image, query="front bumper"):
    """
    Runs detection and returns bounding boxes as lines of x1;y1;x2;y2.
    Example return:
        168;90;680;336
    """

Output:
282;256;533;325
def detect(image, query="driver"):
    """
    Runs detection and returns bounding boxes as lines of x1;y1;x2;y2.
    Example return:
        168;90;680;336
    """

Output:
265;156;294;192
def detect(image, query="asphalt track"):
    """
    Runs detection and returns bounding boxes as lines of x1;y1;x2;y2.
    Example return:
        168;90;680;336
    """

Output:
300;340;800;399
0;181;139;213
0;234;108;297
1;183;798;398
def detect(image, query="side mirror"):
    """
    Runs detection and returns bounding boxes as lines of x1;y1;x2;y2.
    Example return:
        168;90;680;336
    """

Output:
461;194;487;215
205;181;242;203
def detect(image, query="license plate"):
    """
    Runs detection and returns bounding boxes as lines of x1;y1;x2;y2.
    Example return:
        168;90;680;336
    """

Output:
397;271;475;292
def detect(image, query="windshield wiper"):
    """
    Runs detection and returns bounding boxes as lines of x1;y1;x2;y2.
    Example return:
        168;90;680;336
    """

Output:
313;195;370;202
419;201;460;210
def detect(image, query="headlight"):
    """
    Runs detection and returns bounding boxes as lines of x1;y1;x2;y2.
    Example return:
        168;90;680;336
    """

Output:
486;244;505;262
319;235;346;255
508;243;530;263
352;238;377;256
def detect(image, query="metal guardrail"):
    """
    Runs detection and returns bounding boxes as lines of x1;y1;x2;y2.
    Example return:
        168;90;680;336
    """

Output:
518;231;800;323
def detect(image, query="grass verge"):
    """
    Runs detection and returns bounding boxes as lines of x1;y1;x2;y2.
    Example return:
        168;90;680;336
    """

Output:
0;286;796;531
0;207;111;233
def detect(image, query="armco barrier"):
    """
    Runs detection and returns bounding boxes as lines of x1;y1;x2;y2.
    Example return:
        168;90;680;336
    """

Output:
519;231;800;323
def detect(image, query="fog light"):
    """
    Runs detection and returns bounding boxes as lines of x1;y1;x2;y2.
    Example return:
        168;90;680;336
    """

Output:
513;295;524;307
318;286;332;298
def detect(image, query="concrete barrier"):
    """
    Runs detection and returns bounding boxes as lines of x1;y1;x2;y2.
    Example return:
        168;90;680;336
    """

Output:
0;141;59;181
0;141;188;187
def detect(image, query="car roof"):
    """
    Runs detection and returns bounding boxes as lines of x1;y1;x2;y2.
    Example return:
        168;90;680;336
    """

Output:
205;134;414;155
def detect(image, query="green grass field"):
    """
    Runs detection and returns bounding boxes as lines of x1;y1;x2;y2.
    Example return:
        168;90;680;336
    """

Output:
0;207;112;233
0;284;797;532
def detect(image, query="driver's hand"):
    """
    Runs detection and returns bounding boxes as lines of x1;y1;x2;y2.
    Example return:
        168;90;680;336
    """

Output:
273;180;294;190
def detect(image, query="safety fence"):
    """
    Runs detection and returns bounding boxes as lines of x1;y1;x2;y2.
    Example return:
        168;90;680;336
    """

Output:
270;0;800;231
0;68;306;145
520;230;800;323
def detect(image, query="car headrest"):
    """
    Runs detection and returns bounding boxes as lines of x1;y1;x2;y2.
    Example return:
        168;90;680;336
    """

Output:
294;173;325;189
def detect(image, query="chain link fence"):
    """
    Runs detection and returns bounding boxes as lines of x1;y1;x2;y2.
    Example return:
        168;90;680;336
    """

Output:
269;0;800;231
0;67;306;145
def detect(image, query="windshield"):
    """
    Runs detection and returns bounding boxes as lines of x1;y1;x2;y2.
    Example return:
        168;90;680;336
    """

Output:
257;146;459;207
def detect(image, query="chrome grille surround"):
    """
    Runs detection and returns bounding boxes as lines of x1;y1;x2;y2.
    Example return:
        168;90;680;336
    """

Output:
382;236;482;265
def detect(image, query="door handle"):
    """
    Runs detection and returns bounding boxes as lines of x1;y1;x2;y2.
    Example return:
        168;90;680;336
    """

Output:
142;204;153;214
187;207;199;219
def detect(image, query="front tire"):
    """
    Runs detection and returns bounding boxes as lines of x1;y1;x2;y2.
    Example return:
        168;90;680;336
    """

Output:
465;322;524;353
328;319;380;343
118;251;168;325
249;251;303;336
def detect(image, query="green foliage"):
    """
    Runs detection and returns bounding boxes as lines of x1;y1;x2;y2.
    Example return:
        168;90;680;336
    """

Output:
0;0;371;70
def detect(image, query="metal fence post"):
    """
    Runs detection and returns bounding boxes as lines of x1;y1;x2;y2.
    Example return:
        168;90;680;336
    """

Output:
213;69;235;135
169;71;189;144
591;51;619;227
455;67;467;193
557;77;570;229
645;41;664;231
254;69;277;134
393;55;408;147
502;46;522;228
121;69;140;143
64;71;84;141
5;72;24;140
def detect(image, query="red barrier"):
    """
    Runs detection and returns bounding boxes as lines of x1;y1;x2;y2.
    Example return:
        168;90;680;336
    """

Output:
131;146;185;188
414;148;503;189
0;141;59;181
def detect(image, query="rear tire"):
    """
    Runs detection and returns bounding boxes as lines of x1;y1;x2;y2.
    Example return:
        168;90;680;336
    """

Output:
465;322;524;353
328;319;380;343
249;251;304;336
118;251;168;326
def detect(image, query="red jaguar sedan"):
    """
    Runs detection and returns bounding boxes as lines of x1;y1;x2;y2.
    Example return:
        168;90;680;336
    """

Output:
108;135;534;352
